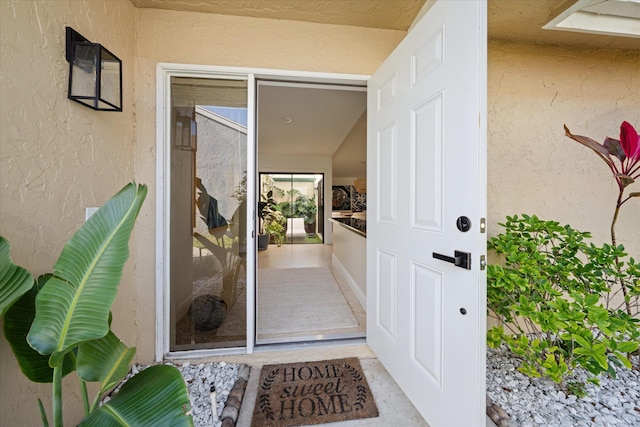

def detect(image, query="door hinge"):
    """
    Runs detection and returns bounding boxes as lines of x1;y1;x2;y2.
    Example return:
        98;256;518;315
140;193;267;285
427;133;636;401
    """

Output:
480;218;486;234
480;255;486;270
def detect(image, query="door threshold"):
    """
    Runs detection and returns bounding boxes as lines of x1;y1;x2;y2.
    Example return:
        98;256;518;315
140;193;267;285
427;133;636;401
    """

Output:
256;332;365;346
164;336;366;361
255;335;366;350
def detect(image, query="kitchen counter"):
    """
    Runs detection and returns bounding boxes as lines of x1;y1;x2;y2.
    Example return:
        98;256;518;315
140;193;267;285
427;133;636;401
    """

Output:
330;217;366;237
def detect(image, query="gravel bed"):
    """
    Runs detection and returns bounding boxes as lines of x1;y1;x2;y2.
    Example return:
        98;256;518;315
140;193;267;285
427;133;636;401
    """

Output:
487;346;640;426
110;362;241;427
114;347;640;427
177;361;241;427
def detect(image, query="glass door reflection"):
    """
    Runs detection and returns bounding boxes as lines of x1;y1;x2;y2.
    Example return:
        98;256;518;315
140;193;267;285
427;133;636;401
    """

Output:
169;77;248;351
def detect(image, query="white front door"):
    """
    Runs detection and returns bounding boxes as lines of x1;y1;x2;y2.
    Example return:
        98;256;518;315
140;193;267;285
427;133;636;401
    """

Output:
366;1;487;426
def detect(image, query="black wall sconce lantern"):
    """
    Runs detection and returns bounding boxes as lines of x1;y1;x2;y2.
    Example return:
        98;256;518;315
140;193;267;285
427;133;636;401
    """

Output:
65;27;122;111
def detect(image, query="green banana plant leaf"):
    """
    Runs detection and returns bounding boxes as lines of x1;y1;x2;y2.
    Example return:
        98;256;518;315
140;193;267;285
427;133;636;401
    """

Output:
0;236;34;317
27;182;147;367
78;365;194;426
3;275;75;382
77;330;136;405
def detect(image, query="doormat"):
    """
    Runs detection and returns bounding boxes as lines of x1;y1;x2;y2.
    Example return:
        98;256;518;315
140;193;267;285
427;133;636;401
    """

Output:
251;357;379;427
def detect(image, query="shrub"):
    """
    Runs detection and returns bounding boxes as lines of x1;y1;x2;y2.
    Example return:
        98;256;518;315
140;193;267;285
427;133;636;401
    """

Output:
487;214;640;392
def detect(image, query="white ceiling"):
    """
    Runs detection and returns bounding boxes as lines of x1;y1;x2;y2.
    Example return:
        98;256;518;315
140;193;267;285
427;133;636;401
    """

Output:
131;0;640;177
257;82;367;158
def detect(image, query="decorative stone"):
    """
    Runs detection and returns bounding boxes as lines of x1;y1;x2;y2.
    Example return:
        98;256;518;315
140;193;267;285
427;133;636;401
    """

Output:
189;294;227;331
486;345;640;426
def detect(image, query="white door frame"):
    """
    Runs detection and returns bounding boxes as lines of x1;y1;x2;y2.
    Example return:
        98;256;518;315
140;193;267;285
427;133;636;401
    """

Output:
154;63;370;360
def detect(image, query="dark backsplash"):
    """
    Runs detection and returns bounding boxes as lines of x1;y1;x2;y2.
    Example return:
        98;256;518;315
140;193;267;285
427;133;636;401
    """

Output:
332;185;366;212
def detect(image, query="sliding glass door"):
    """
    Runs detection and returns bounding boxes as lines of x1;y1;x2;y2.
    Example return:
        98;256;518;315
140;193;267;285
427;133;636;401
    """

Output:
259;173;324;246
169;76;248;351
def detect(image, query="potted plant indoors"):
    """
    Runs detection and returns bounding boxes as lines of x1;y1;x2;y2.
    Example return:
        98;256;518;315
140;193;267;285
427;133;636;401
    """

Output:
295;195;318;236
257;190;276;250
264;210;286;246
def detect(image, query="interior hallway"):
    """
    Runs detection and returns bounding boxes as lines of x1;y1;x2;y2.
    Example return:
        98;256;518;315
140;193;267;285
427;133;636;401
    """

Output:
257;242;366;343
257;241;334;269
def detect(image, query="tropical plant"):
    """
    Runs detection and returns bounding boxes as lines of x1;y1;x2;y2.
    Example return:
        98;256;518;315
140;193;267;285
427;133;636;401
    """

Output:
0;182;193;427
271;185;286;200
258;190;277;235
564;121;640;315
293;195;318;225
276;200;293;218
264;210;286;244
486;214;640;394
231;171;247;203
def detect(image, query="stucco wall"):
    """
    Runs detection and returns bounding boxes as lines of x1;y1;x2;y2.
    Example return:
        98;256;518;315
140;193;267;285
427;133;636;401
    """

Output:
488;41;640;258
0;6;405;422
132;7;407;364
0;0;136;425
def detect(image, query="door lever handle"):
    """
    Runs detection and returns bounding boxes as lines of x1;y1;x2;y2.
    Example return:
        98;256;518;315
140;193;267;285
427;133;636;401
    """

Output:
432;250;471;270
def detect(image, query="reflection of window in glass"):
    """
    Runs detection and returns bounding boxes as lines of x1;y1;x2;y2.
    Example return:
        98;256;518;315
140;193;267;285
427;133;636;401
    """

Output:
169;77;248;352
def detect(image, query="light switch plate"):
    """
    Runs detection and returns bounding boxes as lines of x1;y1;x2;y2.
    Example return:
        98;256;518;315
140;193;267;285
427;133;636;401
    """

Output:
85;207;99;221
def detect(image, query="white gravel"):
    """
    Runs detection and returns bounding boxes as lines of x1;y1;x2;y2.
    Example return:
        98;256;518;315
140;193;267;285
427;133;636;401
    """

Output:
177;361;241;427
118;348;640;427
111;362;241;427
486;346;640;426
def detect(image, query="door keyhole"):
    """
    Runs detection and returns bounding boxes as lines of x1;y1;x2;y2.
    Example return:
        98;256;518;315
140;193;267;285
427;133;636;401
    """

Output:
456;216;471;232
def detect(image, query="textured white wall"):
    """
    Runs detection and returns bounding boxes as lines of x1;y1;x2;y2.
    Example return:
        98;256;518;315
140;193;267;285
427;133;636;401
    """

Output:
488;41;640;257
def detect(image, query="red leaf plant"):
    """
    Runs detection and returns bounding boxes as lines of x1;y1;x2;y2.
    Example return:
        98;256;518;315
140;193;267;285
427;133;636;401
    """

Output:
565;121;640;315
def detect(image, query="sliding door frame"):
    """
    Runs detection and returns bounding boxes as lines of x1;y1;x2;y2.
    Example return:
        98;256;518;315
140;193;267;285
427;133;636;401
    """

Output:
155;63;369;360
259;172;325;245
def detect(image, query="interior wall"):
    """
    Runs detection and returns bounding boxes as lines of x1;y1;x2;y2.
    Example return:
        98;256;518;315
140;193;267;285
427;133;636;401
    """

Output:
332;224;367;305
332;110;367;179
488;41;640;259
0;1;136;425
333;178;360;185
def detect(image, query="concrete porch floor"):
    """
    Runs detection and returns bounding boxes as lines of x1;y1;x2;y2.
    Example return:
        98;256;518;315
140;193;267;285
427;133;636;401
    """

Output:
195;342;496;426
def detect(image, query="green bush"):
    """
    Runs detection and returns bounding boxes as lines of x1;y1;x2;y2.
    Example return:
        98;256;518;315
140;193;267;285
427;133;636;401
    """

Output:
487;214;640;393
